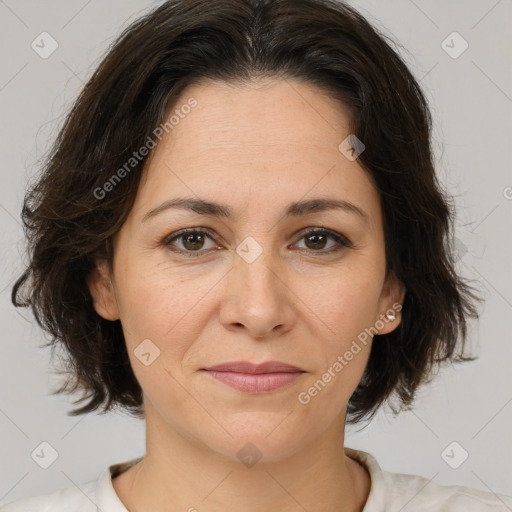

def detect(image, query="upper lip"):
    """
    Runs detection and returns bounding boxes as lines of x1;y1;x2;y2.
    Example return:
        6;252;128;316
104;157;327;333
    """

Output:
203;361;304;373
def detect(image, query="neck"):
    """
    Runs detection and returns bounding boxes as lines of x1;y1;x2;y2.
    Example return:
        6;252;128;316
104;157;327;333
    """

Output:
113;405;370;512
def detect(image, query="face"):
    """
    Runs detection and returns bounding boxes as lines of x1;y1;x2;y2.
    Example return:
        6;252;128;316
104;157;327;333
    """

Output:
88;78;404;462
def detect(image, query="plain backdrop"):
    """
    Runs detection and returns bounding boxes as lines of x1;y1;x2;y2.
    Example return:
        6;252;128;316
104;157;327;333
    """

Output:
0;0;511;505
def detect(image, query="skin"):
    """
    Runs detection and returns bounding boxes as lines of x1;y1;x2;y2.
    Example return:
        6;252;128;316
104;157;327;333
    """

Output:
88;77;405;512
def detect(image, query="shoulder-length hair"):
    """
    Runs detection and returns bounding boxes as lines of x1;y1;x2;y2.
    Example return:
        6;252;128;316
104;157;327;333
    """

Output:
12;0;481;423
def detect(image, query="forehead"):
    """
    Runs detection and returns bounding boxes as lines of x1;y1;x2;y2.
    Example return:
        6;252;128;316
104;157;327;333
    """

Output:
161;77;353;160
135;77;379;222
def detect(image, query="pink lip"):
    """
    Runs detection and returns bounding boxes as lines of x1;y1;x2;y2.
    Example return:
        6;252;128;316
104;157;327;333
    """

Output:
202;361;305;393
204;361;304;373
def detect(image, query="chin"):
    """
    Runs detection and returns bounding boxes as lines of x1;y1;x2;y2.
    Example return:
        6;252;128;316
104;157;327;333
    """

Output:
200;414;316;465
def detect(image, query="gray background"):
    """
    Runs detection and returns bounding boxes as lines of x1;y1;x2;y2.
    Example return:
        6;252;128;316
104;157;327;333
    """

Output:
0;0;511;505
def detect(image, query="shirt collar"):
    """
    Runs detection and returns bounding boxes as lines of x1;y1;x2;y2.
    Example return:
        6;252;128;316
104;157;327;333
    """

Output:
94;456;143;511
345;447;389;511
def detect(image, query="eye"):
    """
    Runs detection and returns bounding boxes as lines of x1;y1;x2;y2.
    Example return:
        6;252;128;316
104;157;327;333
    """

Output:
163;229;219;257
294;228;352;254
162;227;352;258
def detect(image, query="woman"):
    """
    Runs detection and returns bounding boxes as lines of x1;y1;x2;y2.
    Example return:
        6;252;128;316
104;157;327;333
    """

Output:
5;0;511;510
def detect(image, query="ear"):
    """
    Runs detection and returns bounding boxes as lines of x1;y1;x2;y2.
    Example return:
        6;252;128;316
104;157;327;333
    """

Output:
374;270;406;335
87;259;120;321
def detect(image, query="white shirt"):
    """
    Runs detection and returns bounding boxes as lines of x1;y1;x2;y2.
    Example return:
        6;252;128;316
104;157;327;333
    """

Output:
1;448;511;511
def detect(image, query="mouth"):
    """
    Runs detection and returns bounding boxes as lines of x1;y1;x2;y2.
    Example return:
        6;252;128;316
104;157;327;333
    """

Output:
201;360;305;393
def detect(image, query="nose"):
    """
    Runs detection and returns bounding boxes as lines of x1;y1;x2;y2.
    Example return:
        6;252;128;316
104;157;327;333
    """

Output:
219;250;296;339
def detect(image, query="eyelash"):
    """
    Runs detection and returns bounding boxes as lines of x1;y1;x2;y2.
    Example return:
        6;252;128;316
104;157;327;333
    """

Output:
161;227;352;258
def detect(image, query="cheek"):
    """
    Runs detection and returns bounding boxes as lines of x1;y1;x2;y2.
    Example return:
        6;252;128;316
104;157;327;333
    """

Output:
115;265;216;368
308;267;384;342
115;251;190;333
116;275;201;409
296;336;372;425
295;271;381;406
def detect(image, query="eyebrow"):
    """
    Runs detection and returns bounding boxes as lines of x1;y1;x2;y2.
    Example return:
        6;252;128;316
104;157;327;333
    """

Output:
141;196;369;224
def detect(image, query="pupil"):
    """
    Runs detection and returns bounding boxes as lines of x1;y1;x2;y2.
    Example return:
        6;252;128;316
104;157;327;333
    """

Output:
307;233;326;250
184;233;204;250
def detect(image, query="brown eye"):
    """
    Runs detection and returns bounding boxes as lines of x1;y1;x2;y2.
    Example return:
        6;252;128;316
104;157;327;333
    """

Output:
181;232;206;251
164;229;217;256
295;229;351;254
304;232;329;250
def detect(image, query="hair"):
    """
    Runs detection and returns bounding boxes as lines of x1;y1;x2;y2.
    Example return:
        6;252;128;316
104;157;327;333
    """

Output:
12;0;481;424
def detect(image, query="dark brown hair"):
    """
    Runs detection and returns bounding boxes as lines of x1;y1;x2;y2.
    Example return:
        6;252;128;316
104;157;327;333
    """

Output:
11;0;481;423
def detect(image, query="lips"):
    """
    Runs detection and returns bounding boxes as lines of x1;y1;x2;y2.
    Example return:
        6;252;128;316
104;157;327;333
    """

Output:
202;361;305;393
203;360;304;374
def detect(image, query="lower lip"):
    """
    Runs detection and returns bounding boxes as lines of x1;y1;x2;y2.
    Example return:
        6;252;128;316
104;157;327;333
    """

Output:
204;371;304;393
